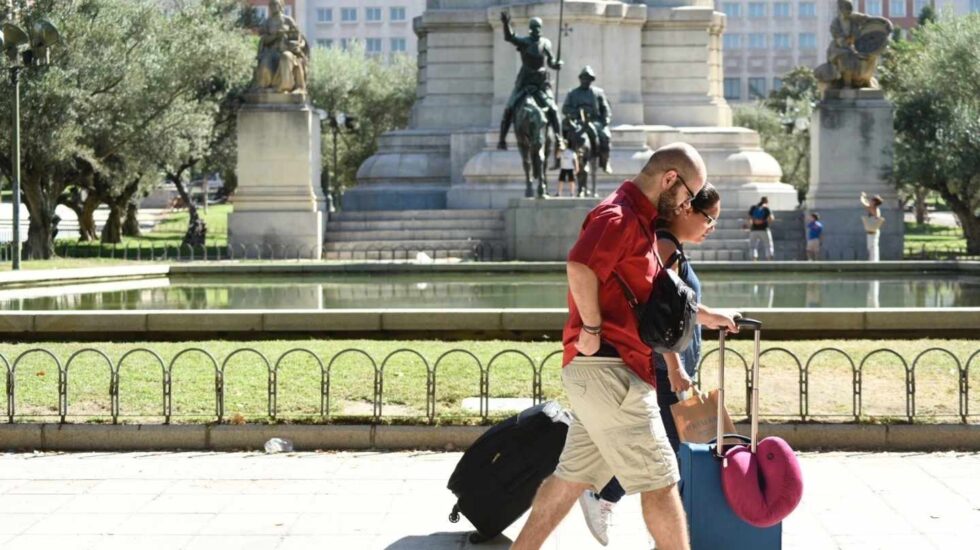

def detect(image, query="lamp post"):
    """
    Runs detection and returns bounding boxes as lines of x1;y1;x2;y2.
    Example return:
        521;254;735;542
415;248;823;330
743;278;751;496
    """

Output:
316;110;357;215
2;18;61;270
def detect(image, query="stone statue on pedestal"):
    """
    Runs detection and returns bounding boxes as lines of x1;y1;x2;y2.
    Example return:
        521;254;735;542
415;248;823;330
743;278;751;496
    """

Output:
251;0;309;94
814;0;893;91
497;10;563;151
562;66;613;174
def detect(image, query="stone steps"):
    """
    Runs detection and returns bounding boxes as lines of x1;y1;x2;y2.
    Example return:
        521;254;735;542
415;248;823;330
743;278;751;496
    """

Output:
326;219;504;231
330;209;504;222
324;229;504;242
322;238;506;251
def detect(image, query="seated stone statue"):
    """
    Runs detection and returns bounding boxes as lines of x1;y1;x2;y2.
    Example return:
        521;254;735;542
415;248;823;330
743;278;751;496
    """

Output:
815;0;893;90
252;0;309;94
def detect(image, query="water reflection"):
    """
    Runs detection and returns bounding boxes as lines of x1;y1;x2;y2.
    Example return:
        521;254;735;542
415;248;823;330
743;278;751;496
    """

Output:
0;272;977;310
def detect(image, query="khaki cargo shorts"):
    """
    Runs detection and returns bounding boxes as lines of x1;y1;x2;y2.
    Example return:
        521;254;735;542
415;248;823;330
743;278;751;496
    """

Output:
554;355;679;495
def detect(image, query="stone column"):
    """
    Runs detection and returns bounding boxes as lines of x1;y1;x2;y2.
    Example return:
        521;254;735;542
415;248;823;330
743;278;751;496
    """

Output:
641;5;732;127
807;89;903;260
229;94;325;259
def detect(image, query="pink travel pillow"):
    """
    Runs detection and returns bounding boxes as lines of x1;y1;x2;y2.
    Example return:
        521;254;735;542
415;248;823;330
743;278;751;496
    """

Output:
721;436;803;528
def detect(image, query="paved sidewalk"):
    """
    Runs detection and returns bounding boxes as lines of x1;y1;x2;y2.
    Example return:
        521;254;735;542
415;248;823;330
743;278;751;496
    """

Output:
0;451;978;549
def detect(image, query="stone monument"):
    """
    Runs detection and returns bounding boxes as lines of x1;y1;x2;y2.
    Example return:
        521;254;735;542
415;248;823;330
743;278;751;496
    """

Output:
352;0;799;259
807;0;902;260
228;0;325;259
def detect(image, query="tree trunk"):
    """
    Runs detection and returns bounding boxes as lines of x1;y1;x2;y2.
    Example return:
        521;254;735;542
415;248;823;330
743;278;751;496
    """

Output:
122;202;141;238
914;186;929;225
100;200;125;244
79;192;100;241
172;174;207;247
21;177;56;260
940;188;980;255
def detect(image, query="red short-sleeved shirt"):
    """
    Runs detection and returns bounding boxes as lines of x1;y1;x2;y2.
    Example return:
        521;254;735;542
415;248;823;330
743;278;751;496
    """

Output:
562;181;661;387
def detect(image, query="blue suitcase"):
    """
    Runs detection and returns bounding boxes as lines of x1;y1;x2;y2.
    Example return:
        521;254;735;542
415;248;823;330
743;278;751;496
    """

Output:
678;318;782;550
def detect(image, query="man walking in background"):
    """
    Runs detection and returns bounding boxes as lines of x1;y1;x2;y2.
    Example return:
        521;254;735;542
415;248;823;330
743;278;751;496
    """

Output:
747;196;774;261
806;212;824;261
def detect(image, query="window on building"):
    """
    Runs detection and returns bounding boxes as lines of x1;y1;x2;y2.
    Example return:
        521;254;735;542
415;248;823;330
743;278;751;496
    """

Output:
799;2;816;17
972;0;980;12
391;7;407;21
748;77;767;99
890;0;907;17
366;37;383;55
341;8;357;22
748;33;767;49
721;2;742;18
724;78;741;100
254;5;268;21
723;33;742;50
773;2;791;17
913;0;929;16
391;37;407;53
748;2;767;17
340;38;352;50
773;33;791;49
866;0;882;15
316;39;333;49
773;77;783;91
316;8;332;23
799;32;817;49
366;7;382;22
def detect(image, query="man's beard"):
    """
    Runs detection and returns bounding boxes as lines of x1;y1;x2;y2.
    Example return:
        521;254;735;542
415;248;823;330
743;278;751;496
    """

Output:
657;183;681;215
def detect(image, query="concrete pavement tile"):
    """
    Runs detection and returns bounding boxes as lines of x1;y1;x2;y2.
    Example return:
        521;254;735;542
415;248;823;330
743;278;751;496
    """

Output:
94;535;193;550
58;493;157;514
833;534;939;549
183;535;283;550
0;480;24;493
138;494;235;514
1;534;101;550
376;532;471;549
278;534;380;549
23;512;129;535
310;493;394;515
0;514;43;535
88;479;175;494
198;512;298;536
221;494;315;514
111;513;214;536
0;493;74;513
286;512;338;535
5;479;101;494
289;511;387;535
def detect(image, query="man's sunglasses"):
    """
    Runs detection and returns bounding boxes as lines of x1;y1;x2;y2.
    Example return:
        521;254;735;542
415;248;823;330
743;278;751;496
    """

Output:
672;171;697;207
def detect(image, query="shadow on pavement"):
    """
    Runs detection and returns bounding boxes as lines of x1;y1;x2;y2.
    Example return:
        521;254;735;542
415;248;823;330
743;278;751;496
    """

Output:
384;532;514;549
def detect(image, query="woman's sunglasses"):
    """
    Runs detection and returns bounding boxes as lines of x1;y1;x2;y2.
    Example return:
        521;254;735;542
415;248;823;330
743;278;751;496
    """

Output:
695;208;717;228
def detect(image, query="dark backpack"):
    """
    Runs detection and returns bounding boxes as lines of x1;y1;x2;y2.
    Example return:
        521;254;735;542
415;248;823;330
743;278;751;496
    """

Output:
613;218;698;354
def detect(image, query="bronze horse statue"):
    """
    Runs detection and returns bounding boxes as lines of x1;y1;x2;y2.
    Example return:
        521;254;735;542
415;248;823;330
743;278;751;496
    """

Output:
513;94;550;199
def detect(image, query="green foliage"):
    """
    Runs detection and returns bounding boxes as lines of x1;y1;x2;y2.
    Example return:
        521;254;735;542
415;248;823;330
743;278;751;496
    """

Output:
0;0;253;255
733;67;816;204
307;45;416;197
880;13;980;253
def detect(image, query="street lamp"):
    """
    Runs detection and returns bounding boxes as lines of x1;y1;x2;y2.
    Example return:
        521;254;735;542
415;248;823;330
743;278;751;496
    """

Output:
316;109;357;214
2;18;61;270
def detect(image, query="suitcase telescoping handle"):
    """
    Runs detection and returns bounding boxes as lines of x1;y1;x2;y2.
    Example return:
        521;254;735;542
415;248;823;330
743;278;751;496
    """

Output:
715;317;762;458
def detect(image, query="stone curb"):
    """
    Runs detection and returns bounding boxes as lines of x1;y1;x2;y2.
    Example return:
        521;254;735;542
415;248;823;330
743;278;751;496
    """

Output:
3;423;979;452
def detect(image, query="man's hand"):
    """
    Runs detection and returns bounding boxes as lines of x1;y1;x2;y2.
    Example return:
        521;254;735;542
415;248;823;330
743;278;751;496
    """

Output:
575;330;600;356
500;11;510;24
667;366;693;393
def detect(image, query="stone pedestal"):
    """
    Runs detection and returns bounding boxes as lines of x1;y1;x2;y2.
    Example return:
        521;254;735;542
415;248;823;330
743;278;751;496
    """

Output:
807;89;903;260
229;94;325;259
505;198;600;260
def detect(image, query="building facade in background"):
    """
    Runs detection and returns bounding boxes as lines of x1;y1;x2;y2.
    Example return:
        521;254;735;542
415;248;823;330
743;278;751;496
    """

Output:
720;0;979;103
248;0;426;60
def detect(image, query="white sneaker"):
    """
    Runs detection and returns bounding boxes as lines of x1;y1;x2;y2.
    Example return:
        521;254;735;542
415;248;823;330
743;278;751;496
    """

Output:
578;490;615;547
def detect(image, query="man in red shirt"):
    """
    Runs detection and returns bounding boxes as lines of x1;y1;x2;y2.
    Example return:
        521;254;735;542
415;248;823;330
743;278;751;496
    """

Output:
513;143;738;550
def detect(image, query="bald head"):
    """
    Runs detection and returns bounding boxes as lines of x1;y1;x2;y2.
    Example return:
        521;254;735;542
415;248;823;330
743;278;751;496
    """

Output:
633;142;708;214
640;143;706;189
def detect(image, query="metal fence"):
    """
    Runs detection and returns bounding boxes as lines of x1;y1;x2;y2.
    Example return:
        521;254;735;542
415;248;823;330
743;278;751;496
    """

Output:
2;344;978;425
0;240;510;262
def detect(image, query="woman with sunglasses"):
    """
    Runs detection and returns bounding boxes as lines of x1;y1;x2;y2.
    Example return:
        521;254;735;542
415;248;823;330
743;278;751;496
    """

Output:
578;183;722;547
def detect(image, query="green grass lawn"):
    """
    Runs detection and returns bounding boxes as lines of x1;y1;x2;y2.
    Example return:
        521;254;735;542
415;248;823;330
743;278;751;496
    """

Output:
904;222;968;255
2;338;976;425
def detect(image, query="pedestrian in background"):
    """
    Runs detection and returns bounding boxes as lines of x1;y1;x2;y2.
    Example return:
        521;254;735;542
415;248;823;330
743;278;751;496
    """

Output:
806;212;823;261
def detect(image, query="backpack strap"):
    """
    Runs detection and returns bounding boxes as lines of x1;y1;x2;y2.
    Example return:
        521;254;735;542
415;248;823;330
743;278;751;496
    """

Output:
655;229;685;271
